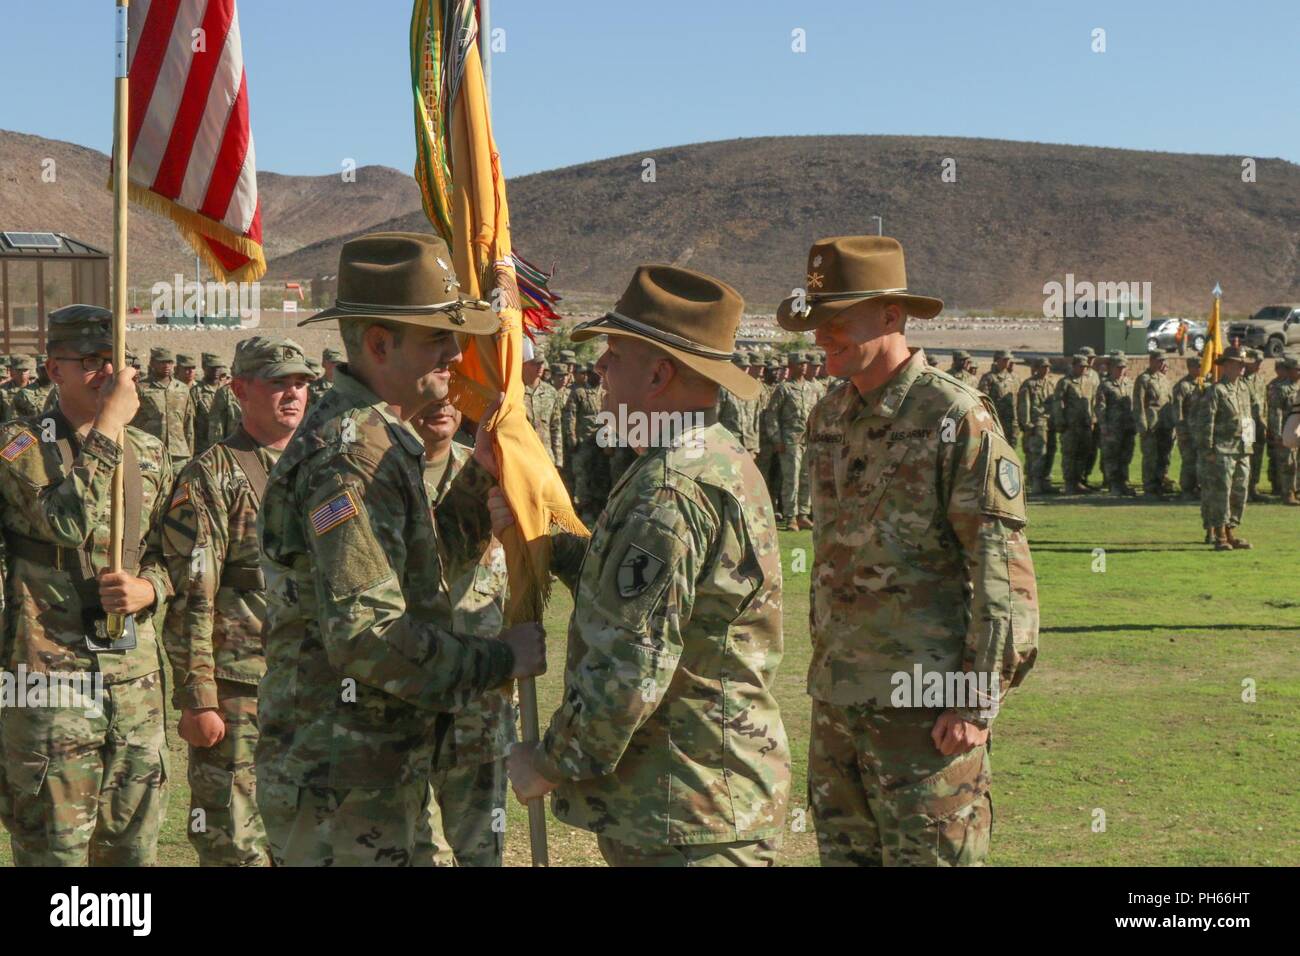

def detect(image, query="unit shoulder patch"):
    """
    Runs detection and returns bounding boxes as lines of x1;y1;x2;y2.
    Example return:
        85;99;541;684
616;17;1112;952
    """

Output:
616;542;666;598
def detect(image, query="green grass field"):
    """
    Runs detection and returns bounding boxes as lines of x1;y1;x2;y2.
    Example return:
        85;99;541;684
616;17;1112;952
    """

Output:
3;446;1297;867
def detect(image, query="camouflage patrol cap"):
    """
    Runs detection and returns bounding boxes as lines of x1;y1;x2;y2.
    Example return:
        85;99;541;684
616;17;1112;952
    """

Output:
1071;353;1088;365
731;353;746;367
36;353;47;363
993;349;1013;361
1275;354;1299;370
786;352;804;366
1079;346;1097;356
151;347;175;363
322;347;345;363
0;354;10;367
1109;354;1128;367
1244;347;1264;363
950;349;970;362
10;354;36;371
549;362;567;374
176;353;197;368
559;349;576;364
1215;346;1247;365
201;351;225;369
232;335;314;379
46;304;113;354
1032;357;1051;369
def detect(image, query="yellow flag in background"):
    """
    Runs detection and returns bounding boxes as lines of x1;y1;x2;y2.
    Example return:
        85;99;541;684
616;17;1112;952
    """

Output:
413;1;586;624
1199;291;1223;384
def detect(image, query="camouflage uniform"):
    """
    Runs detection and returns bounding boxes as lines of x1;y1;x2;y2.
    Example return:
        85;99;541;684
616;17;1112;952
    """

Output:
1196;375;1253;533
1059;361;1097;492
204;383;243;450
531;418;789;865
948;351;978;388
0;356;37;421
1171;370;1203;495
1093;362;1137;494
977;354;1019;445
420;442;516;867
190;353;228;457
1243;355;1268;498
0;401;173;866
773;356;820;525
805;349;1038;866
1133;362;1175;494
569;379;609;525
11;378;56;420
756;364;783;508
162;431;279;866
132;348;197;471
1016;362;1054;493
525;379;563;465
716;363;761;456
1266;363;1299;501
256;368;513;866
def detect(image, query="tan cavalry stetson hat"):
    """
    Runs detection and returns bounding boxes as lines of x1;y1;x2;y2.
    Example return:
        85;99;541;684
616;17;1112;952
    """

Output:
300;232;497;335
777;236;943;331
571;264;760;401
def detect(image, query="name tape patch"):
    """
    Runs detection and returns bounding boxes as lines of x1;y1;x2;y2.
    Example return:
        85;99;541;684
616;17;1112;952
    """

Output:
310;490;360;535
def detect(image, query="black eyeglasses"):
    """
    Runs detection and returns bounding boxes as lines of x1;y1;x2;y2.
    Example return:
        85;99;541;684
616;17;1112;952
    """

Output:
52;356;112;372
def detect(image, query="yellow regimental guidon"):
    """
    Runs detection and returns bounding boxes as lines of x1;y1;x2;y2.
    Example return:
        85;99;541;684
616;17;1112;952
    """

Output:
0;430;37;462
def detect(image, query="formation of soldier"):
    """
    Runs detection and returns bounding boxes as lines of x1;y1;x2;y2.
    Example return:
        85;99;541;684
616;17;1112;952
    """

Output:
3;228;1291;868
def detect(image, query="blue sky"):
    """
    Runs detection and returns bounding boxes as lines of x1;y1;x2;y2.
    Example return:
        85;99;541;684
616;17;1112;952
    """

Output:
3;0;1296;178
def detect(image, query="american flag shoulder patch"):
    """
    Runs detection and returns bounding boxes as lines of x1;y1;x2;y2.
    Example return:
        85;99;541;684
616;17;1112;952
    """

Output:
310;490;360;536
170;483;191;510
0;430;37;462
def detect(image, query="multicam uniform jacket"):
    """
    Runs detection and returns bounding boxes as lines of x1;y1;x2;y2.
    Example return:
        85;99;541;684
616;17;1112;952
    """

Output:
132;376;196;462
533;419;790;846
161;429;280;709
256;369;515;790
0;412;174;684
427;441;516;771
804;349;1039;720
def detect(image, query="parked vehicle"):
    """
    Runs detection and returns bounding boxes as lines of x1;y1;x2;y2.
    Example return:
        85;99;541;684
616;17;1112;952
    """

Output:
1146;318;1207;355
1229;305;1300;357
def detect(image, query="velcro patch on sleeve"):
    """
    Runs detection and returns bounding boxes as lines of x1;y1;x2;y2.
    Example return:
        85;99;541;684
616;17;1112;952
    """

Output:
310;490;360;536
978;430;1028;525
169;482;191;510
0;430;37;462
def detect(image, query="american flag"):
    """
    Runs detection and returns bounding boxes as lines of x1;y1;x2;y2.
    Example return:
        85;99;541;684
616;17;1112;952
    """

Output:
310;492;359;536
115;0;265;281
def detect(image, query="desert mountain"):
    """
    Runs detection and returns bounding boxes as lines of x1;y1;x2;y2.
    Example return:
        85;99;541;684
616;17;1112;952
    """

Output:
3;130;1297;313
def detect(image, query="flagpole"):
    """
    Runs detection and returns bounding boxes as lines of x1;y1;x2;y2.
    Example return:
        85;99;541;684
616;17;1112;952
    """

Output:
476;0;550;868
109;0;130;626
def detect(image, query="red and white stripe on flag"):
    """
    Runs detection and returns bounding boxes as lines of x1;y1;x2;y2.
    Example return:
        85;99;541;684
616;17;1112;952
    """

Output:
114;0;265;281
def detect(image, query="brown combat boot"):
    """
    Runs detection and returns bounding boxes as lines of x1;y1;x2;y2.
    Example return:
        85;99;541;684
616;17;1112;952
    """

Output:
1213;527;1233;551
1283;492;1300;506
1225;527;1253;550
797;516;815;530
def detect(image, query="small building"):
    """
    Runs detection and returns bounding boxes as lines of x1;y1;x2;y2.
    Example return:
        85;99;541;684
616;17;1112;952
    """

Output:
0;231;110;353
